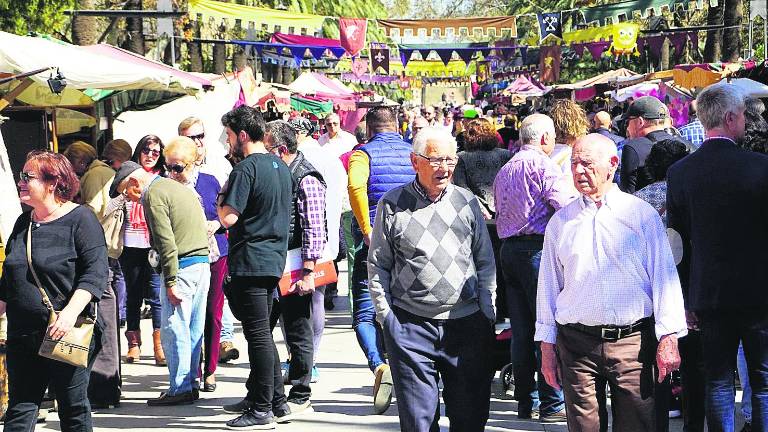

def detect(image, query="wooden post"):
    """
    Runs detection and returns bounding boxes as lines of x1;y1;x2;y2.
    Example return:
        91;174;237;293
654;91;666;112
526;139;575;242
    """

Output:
0;79;34;113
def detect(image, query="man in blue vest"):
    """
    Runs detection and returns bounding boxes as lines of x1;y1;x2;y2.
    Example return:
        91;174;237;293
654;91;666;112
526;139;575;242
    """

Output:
347;106;415;414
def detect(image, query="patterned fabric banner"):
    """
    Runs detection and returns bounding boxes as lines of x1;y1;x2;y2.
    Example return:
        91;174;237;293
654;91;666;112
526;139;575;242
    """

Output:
538;12;563;41
188;0;326;35
371;45;390;74
339;18;367;57
539;45;562;83
580;0;704;25
378;16;517;42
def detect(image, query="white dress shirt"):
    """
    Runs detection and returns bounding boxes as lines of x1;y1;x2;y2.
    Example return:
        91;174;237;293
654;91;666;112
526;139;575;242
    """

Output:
534;185;687;344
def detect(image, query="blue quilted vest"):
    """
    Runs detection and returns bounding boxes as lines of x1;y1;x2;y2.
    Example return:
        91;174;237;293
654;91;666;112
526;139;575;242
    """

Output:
360;132;415;227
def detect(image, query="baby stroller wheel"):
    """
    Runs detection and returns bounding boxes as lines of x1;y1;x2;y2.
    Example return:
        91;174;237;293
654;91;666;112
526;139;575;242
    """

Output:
501;363;515;394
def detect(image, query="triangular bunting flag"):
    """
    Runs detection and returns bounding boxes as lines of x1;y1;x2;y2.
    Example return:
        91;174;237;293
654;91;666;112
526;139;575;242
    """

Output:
586;41;609;61
668;33;687;55
645;35;666;60
688;32;698;54
636;38;646;54
400;48;414;67
418;49;431;60
309;47;327;61
572;43;585;57
254;44;264;57
479;48;492;58
289;46;306;67
329;47;346;58
436;48;453;66
456;48;475;66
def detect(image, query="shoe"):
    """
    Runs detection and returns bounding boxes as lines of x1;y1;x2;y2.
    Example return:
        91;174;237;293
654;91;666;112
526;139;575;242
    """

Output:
202;374;217;392
373;364;393;414
124;330;141;363
287;400;313;418
540;409;567;424
192;388;200;401
90;400;120;409
517;410;539;420
224;399;255;414
152;329;166;366
310;366;319;383
225;409;276;430
741;423;752;432
37;409;48;423
147;391;195;406
273;403;292;424
219;341;240;364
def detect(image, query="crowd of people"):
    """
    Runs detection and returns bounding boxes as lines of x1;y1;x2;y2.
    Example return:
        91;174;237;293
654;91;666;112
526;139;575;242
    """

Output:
0;81;765;432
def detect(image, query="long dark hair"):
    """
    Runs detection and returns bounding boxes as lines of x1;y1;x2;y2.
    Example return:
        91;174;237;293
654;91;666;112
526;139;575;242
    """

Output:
131;134;165;173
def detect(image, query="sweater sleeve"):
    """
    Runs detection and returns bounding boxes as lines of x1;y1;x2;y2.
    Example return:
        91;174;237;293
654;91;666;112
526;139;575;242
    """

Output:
468;197;496;322
73;209;109;301
348;150;372;235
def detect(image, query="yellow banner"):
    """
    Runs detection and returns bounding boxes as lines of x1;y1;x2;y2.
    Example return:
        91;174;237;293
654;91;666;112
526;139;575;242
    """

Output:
563;23;638;44
188;0;326;35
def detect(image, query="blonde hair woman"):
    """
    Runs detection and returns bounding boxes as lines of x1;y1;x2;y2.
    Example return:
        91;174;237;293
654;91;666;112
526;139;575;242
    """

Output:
163;136;228;393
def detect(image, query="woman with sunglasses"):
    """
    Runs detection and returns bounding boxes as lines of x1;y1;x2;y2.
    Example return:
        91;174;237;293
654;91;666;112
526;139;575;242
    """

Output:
0;151;107;431
163;137;227;393
120;135;166;365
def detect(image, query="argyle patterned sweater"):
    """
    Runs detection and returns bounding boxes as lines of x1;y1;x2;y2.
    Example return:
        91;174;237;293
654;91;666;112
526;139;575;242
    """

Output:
368;180;496;324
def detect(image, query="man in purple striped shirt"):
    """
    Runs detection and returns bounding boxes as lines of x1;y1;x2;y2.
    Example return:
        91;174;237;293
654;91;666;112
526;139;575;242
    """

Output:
493;113;576;422
263;120;328;420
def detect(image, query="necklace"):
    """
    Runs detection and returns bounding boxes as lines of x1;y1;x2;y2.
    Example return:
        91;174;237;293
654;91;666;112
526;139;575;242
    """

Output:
33;202;64;224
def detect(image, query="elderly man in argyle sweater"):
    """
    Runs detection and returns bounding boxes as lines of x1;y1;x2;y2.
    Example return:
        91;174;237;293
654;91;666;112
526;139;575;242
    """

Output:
368;126;497;432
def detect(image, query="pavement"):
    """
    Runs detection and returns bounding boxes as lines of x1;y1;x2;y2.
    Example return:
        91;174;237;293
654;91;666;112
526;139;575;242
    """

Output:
33;262;734;431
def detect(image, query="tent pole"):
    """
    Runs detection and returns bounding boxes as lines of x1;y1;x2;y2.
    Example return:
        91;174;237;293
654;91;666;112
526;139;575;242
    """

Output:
748;19;753;58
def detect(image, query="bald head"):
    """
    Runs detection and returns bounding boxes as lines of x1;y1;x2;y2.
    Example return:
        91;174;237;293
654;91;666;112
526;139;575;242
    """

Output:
593;111;612;130
571;133;619;201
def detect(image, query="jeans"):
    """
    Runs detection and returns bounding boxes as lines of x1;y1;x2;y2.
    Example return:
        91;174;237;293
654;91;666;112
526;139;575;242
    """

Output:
220;300;235;342
120;247;162;330
204;257;228;376
699;308;768;432
500;237;564;416
382;307;495;432
4;328;101;432
108;258;126;322
270;293;313;404
224;276;284;413
738;342;753;423
351;220;386;371
312;285;326;364
159;262;210;395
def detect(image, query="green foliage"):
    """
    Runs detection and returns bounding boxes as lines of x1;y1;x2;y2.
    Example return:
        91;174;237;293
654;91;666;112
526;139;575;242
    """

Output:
0;0;75;35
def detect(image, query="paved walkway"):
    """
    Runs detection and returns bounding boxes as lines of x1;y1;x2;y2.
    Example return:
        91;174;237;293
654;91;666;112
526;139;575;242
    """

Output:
34;264;702;431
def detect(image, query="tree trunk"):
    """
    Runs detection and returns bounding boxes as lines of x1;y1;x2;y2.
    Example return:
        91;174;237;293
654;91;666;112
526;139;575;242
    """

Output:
71;0;99;45
213;43;227;74
187;19;203;72
703;2;723;62
121;0;145;54
233;48;247;72
721;0;743;61
660;38;670;70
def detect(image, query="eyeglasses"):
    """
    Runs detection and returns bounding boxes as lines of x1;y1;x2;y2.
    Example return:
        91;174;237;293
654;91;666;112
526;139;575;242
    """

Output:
185;133;205;142
141;147;161;158
165;163;188;174
415;153;458;167
19;171;37;183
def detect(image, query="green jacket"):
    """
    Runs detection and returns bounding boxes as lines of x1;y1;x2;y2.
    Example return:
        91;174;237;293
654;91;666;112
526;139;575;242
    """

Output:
142;176;209;285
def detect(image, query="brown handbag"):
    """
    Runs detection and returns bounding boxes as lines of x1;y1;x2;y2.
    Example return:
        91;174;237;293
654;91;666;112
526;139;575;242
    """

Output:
26;218;95;368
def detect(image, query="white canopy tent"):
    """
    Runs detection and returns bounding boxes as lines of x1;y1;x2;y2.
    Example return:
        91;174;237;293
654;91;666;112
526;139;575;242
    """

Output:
730;78;768;98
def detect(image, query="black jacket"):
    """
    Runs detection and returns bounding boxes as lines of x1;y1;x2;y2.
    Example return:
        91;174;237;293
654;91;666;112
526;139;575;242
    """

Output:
620;130;691;193
667;137;768;312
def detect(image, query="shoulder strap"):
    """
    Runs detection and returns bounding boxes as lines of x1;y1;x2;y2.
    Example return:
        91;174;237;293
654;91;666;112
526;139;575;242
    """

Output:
26;217;56;314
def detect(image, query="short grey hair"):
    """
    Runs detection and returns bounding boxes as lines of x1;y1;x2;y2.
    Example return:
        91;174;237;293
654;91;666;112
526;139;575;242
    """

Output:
412;127;456;154
696;84;746;131
520;114;555;145
325;113;340;124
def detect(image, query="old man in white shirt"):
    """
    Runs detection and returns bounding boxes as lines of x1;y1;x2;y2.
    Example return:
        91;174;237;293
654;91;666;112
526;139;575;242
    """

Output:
535;133;687;431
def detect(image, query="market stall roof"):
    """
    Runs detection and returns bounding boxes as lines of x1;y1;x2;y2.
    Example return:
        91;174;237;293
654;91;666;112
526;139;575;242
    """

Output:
502;76;549;97
0;31;204;94
288;71;354;98
555;68;641;90
730;78;768;98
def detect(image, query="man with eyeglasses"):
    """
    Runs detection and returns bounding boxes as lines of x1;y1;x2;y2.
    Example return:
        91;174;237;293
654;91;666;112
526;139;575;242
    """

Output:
347;106;414;414
493;114;574;423
368;126;497;431
317;113;357;160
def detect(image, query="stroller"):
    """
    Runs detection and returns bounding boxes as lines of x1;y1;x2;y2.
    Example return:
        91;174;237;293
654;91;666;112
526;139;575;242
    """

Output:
493;327;514;395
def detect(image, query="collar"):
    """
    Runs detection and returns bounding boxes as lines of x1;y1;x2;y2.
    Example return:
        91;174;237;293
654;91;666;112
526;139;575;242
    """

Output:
519;144;547;156
579;183;619;210
140;174;161;205
703;136;737;145
412;179;449;203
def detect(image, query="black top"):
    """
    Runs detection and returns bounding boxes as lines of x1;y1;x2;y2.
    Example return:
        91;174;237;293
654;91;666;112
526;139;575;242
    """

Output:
454;148;512;217
222;153;292;278
620;130;690;193
667;137;768;311
0;206;108;338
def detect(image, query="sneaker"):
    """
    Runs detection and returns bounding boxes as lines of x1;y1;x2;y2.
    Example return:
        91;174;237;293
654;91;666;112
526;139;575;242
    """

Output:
540;409;567;424
286;400;314;418
224;398;255;414
311;366;320;383
219;341;240;364
741;423;752;432
273;403;292;424
225;409;275;430
373;364;393;414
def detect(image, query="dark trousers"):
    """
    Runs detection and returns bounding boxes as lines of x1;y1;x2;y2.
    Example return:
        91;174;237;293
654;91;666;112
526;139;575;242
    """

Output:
119;247;162;330
109;258;126;322
500;236;564;416
269;292;313;404
224;275;284;413
698;308;768;432
5;328;101;432
679;331;706;432
382;307;495;432
88;285;121;406
556;324;669;432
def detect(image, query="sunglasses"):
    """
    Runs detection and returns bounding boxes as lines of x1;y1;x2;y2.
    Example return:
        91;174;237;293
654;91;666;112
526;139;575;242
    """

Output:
141;147;161;157
19;171;37;183
165;163;188;174
186;133;205;141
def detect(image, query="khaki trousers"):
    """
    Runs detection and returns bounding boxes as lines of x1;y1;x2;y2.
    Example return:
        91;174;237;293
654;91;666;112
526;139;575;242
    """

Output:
556;324;668;432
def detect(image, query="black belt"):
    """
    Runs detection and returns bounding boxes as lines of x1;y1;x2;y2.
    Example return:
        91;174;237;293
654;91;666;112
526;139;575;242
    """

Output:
503;234;544;242
561;317;650;341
